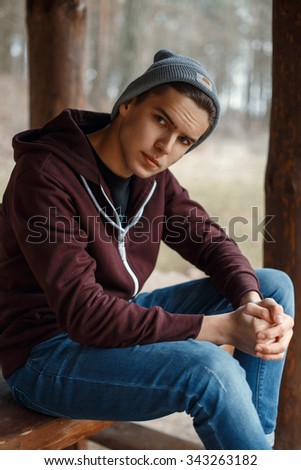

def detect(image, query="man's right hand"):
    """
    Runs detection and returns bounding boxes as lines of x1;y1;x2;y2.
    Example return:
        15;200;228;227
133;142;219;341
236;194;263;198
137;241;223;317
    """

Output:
196;302;293;360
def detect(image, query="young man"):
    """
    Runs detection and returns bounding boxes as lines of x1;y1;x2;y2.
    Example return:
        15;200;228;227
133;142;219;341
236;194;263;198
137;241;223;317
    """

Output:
0;49;294;450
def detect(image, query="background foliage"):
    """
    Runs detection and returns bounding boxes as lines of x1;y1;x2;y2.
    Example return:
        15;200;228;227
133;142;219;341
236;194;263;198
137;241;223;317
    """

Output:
0;0;272;119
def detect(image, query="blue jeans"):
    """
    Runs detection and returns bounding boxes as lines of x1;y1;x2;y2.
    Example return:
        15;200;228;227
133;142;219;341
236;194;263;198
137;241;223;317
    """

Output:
7;268;294;450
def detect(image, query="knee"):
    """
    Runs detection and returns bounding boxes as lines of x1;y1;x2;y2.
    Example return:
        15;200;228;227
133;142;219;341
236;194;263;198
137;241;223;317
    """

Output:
255;268;294;317
182;342;252;415
184;341;247;392
204;345;247;386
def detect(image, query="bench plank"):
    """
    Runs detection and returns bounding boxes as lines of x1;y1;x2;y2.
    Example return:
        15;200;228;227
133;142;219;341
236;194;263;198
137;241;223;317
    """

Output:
90;422;202;450
0;372;203;450
0;373;114;449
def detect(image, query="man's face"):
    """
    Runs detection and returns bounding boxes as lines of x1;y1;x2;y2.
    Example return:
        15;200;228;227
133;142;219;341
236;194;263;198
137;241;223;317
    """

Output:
114;87;210;179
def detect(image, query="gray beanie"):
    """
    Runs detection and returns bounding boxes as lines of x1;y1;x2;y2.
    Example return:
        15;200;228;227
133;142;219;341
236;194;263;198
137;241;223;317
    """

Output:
111;49;220;147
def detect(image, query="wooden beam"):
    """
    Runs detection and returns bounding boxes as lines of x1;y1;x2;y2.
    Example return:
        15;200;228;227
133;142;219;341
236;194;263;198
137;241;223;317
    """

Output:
264;0;301;449
26;0;87;128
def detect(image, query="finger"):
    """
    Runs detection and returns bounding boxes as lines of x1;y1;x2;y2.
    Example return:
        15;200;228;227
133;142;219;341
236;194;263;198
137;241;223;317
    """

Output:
255;344;285;361
256;336;275;347
255;351;285;361
244;304;271;323
255;337;288;360
258;298;284;325
256;316;293;341
256;333;292;355
256;326;282;341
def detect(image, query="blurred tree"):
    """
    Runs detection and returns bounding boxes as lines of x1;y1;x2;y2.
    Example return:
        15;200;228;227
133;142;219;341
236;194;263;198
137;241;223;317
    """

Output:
117;0;145;92
0;0;273;122
83;0;272;122
86;0;121;111
26;0;87;128
0;0;26;75
243;1;272;120
264;0;301;449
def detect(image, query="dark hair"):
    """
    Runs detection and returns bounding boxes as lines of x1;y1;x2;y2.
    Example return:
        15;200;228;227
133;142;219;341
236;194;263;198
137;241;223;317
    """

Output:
135;81;217;129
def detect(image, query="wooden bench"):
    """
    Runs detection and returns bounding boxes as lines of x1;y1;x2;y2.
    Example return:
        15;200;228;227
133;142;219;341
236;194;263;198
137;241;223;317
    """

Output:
0;370;114;450
0;371;201;450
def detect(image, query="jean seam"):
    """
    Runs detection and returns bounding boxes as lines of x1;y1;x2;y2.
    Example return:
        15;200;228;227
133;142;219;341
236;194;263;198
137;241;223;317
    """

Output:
253;357;265;428
12;386;70;418
25;360;228;400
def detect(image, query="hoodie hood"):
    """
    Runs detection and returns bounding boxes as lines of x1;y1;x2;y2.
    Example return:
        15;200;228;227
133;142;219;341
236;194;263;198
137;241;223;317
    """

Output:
12;109;112;185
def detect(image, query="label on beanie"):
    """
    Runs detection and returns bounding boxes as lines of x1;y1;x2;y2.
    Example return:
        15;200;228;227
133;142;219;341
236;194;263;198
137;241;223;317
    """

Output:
196;73;212;90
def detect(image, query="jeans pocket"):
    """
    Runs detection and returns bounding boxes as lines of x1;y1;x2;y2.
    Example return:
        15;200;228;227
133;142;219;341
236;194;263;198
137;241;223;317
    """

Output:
26;333;68;372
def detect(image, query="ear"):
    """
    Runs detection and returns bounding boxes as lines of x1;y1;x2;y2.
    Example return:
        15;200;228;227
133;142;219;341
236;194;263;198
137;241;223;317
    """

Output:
119;97;137;116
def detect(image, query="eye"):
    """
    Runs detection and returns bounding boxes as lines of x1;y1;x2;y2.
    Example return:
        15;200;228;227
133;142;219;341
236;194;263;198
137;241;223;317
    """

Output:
179;136;191;146
155;115;166;126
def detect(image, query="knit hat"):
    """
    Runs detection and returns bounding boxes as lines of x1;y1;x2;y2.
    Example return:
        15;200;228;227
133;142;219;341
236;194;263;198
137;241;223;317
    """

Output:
111;49;220;147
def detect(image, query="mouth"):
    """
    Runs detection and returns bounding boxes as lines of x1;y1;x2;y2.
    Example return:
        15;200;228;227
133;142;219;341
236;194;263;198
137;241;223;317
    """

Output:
142;152;160;169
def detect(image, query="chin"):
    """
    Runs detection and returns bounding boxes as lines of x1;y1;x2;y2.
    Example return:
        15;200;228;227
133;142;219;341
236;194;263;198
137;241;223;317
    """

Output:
136;165;162;179
133;170;152;179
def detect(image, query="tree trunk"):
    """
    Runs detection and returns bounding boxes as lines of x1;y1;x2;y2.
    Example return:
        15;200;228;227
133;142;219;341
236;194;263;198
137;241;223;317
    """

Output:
26;0;87;128
88;0;114;109
264;0;301;449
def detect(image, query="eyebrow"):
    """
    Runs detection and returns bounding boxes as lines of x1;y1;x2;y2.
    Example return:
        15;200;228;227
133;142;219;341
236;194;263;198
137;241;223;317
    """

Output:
154;107;198;145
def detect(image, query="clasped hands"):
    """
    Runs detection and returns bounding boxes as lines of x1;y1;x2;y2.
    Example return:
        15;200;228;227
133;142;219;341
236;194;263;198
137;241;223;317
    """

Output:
235;295;294;360
197;292;294;361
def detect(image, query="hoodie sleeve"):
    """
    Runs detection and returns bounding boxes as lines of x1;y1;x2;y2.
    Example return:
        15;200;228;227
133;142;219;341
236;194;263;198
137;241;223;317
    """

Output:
7;162;203;348
162;171;261;308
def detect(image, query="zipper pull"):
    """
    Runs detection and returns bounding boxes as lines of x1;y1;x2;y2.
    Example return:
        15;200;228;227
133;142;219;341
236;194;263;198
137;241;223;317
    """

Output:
118;235;126;261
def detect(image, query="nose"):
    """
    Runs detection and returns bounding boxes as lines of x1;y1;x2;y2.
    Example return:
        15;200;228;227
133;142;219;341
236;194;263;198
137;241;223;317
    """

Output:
154;133;176;155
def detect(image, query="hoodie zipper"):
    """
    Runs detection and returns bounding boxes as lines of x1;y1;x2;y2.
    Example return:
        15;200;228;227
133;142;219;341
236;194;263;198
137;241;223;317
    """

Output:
80;175;157;297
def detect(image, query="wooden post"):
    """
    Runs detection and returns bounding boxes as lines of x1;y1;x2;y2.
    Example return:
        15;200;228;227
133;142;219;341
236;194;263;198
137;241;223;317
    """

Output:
264;0;301;449
26;0;87;128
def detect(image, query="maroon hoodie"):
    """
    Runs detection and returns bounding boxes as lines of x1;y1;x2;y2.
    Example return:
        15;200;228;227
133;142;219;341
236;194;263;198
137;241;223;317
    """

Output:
0;109;260;378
